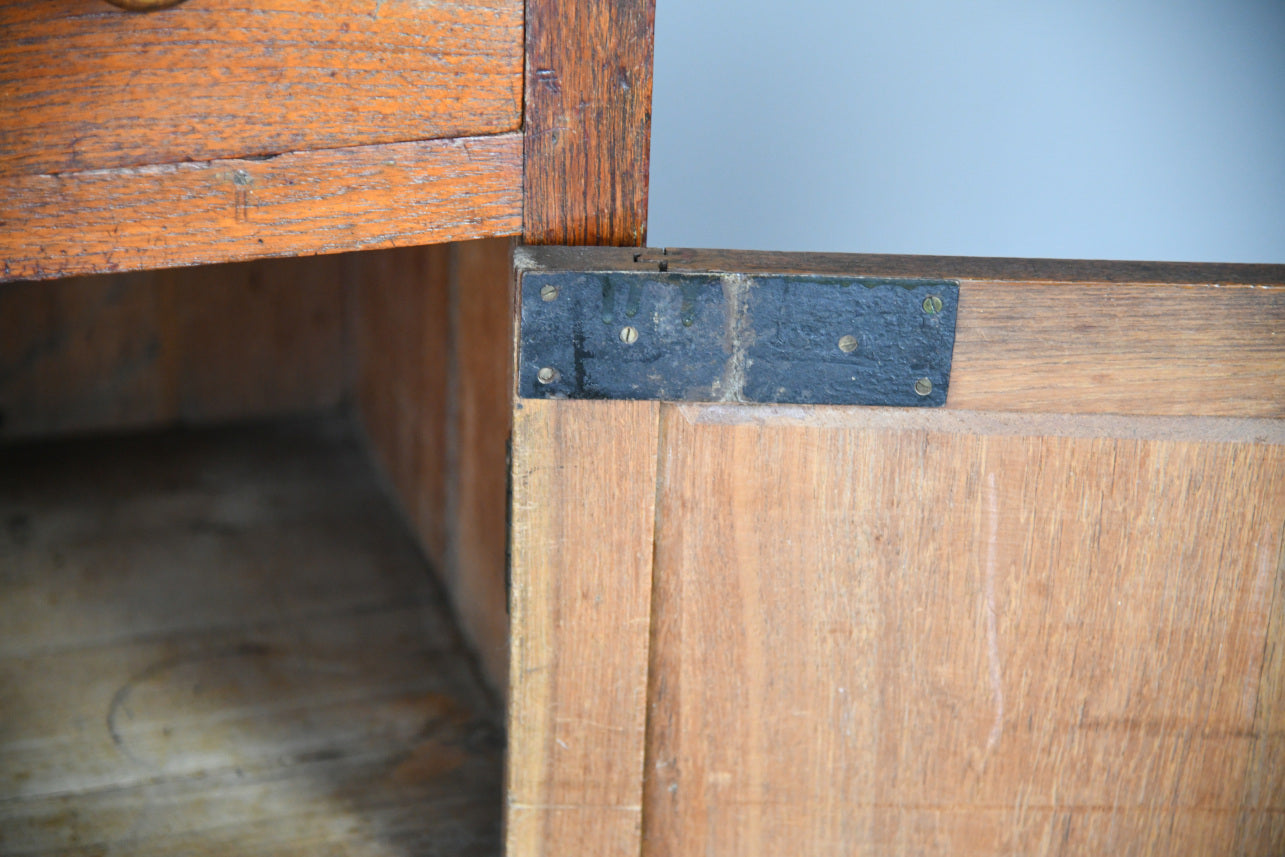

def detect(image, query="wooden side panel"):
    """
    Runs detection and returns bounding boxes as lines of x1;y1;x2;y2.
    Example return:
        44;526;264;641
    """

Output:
643;406;1284;857
448;238;514;686
522;0;656;245
2;133;523;282
0;255;350;439
351;238;512;689
0;0;522;176
352;243;452;563
506;399;660;857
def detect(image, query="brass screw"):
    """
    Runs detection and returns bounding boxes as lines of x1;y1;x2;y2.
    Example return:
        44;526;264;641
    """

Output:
620;325;639;344
922;295;943;314
536;367;558;384
837;334;859;354
540;284;559;302
914;377;933;396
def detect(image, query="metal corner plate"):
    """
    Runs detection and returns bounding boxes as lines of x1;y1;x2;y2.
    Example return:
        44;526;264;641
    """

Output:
518;270;959;406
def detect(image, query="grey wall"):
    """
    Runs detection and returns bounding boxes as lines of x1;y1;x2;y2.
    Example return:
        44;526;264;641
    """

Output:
646;1;1285;263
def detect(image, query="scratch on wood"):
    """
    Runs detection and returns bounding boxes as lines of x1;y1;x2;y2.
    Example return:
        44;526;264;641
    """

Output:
507;802;642;812
231;169;253;221
676;405;1285;445
984;472;1004;754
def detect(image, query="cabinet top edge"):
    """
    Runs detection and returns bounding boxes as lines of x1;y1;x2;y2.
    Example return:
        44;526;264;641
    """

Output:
514;245;1285;287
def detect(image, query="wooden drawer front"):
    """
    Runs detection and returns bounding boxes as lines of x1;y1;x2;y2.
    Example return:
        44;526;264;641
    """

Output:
0;0;523;176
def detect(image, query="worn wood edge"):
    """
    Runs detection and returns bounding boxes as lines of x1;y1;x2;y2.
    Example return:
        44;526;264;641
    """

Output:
514;245;1285;286
521;0;656;245
675;405;1285;444
2;134;523;282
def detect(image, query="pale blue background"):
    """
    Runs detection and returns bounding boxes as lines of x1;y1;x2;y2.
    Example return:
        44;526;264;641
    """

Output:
646;1;1285;262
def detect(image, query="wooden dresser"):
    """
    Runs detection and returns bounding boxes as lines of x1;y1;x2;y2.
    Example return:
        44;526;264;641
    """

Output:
4;4;1283;856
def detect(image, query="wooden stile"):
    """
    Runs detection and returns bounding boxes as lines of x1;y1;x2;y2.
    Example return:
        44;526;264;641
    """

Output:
505;0;658;852
505;399;660;857
522;0;657;246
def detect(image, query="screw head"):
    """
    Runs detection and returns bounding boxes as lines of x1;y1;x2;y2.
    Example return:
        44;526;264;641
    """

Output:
914;377;933;396
619;325;639;344
837;334;859;354
536;367;558;384
539;284;559;302
922;295;943;315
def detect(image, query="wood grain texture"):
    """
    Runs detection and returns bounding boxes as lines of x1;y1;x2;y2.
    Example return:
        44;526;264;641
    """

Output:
351;238;512;692
946;280;1284;416
0;0;522;176
353;243;452;564
643;405;1285;857
626;247;1285;285
0;418;502;856
506;399;660;857
0;254;350;439
2;133;523;282
522;0;656;245
1236;537;1285;853
513;246;1285;417
447;237;514;688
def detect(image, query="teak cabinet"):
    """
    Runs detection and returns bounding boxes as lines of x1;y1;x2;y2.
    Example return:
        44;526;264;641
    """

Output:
4;3;1284;856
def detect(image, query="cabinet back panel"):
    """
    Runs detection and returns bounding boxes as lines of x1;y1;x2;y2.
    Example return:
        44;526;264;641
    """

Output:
643;405;1284;856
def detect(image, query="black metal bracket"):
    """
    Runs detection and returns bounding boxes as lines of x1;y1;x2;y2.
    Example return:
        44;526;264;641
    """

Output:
518;269;959;406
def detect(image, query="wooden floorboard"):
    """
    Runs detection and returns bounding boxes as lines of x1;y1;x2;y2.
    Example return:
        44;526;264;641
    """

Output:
0;418;502;856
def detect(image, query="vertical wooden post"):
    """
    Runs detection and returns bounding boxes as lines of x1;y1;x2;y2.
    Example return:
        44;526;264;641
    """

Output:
506;1;658;853
521;0;656;247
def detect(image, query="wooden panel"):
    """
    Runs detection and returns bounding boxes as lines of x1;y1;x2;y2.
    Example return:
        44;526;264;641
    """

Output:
643;405;1285;856
512;246;1285;417
2;133;523;282
506;399;659;857
447;237;514;687
353;243;452;563
0;0;522;176
1236;541;1285;852
522;0;656;245
0;254;350;439
0;418;502;855
945;280;1283;416
351;238;512;691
